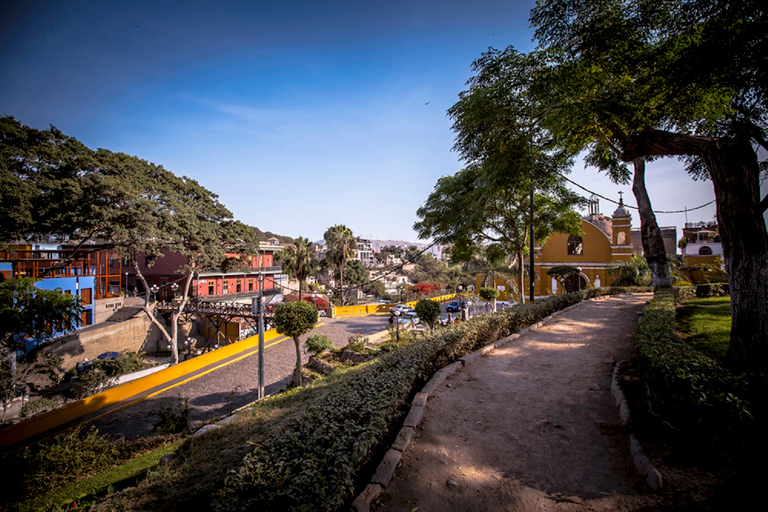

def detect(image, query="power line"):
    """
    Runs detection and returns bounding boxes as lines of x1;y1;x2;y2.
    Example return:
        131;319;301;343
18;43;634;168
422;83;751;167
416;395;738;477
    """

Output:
559;173;716;214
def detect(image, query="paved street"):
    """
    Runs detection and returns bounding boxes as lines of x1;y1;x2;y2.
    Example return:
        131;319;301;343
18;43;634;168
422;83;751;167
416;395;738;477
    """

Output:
90;313;392;439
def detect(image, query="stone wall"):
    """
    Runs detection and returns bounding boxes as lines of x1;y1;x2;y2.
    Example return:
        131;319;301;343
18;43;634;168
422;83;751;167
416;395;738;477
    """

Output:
42;311;166;371
93;297;125;324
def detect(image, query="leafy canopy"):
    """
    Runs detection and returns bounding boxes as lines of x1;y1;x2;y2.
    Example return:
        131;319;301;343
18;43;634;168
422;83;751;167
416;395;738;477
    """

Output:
274;301;319;340
0;278;83;350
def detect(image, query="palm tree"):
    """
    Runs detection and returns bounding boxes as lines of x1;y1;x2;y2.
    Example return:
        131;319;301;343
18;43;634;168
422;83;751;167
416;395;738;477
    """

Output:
323;225;357;305
467;246;519;303
279;237;314;300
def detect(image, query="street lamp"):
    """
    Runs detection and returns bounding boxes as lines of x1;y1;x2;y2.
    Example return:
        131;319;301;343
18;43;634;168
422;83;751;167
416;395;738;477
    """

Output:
171;282;179;298
393;310;401;344
150;284;159;302
124;272;128;297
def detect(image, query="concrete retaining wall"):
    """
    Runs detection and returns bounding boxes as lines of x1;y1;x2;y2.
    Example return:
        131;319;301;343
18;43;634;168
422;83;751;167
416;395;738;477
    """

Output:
93;297;125;324
42;312;165;371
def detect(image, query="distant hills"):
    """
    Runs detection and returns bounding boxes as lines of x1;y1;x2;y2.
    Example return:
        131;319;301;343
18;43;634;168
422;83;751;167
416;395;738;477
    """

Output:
250;226;294;245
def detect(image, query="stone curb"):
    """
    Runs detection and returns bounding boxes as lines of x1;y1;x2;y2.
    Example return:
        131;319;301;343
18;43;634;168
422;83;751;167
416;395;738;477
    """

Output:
349;299;595;511
612;360;664;491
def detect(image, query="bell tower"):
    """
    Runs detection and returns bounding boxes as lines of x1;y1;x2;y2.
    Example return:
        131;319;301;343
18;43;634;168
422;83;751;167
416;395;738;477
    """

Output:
611;192;632;262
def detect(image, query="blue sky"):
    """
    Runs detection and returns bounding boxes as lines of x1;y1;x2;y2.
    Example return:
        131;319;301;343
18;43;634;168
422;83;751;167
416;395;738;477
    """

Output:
1;0;727;244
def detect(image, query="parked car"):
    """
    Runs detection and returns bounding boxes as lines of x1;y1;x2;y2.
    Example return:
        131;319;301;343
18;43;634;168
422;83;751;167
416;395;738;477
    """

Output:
390;304;414;314
446;300;468;312
398;312;420;325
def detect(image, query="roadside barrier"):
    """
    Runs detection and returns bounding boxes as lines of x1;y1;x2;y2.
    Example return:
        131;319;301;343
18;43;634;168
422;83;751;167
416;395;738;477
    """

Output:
330;294;458;318
0;327;283;450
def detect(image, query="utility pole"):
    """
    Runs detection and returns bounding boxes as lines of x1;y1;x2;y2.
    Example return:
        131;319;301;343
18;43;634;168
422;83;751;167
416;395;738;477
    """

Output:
529;187;535;302
257;272;266;399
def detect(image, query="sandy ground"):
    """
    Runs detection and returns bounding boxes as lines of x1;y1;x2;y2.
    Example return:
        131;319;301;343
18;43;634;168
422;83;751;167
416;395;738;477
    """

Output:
373;294;676;512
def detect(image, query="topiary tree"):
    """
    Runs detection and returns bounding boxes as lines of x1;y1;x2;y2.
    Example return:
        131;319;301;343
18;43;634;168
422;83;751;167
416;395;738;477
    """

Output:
414;299;441;331
478;287;500;313
274;301;319;387
305;334;333;357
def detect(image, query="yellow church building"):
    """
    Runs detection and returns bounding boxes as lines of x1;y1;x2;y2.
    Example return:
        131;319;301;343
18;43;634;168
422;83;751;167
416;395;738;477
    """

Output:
530;195;633;297
477;195;635;301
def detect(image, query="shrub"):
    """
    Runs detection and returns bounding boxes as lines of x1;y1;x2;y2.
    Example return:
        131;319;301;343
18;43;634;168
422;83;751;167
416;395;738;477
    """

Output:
306;335;333;356
149;395;190;435
2;427;171;506
635;289;753;457
345;332;368;353
414;299;441;330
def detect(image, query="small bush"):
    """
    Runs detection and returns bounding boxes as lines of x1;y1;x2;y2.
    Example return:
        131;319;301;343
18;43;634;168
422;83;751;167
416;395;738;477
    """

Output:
414;299;441;330
149;395;190;435
306;335;334;356
345;333;368;353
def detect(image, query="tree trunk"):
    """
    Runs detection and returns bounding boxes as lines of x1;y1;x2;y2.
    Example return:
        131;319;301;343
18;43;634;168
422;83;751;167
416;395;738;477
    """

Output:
293;336;303;387
517;248;525;304
134;261;175;363
702;137;768;374
621;128;768;374
631;157;672;290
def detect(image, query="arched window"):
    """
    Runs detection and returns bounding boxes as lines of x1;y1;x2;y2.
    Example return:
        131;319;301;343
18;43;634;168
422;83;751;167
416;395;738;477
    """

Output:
617;232;626;245
699;246;713;255
567;235;583;255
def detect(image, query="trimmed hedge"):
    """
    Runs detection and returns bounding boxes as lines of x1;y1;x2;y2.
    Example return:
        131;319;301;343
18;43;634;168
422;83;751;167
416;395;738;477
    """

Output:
675;282;730;302
635;289;753;454
214;287;648;511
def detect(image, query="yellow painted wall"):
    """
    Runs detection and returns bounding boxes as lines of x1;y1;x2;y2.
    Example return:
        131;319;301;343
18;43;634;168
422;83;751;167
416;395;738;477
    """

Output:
330;294;458;318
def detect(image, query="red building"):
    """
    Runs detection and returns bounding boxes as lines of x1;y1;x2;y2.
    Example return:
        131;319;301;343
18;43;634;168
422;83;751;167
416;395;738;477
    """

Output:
131;242;283;301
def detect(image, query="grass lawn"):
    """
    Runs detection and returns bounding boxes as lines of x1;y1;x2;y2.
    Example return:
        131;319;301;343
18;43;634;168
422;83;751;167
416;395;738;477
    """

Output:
677;296;731;362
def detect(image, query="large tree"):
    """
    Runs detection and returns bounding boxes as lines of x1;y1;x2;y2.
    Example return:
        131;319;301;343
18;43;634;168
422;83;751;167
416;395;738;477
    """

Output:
526;0;768;372
323;225;357;305
450;0;767;372
103;152;254;364
415;162;583;304
0;118;257;365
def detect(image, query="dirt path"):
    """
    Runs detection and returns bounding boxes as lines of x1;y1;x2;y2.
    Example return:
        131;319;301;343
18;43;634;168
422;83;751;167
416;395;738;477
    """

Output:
374;294;666;512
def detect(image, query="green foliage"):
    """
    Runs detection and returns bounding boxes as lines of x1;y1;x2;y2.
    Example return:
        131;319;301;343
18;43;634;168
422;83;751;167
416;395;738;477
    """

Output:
608;253;651;287
275;301;319;388
19;397;60;419
76;352;146;397
149;395;190;435
0;278;83;350
342;259;368;287
279;237;316;298
1;427;172;507
478;287;500;301
274;301;319;340
414;162;584;281
214;286;640;511
305;335;333;356
415;299;442;330
323;225;357;303
345;333;368;353
635;290;754;456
